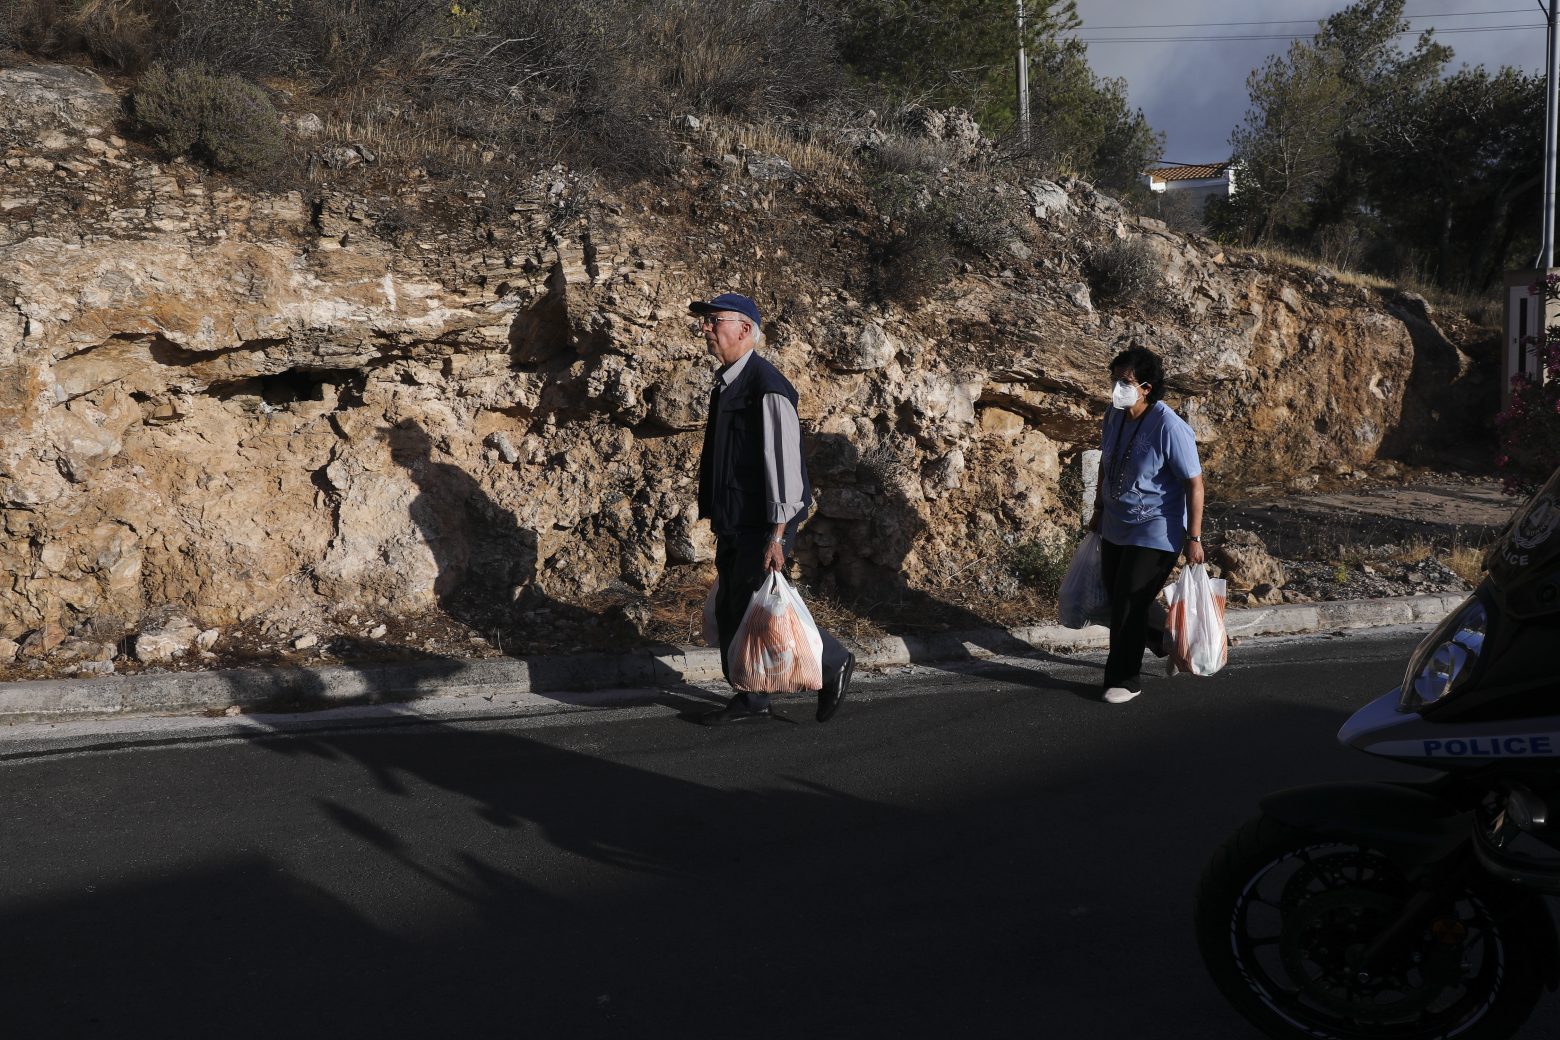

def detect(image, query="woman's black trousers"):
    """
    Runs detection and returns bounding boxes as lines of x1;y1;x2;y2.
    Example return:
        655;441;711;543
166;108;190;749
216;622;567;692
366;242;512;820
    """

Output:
1099;538;1178;691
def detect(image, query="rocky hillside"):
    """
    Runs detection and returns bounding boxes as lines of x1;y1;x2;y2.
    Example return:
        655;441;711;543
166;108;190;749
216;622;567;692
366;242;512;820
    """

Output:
0;63;1497;668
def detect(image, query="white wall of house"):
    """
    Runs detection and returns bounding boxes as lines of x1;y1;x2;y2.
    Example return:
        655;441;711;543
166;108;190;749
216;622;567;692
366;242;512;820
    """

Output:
1142;167;1237;209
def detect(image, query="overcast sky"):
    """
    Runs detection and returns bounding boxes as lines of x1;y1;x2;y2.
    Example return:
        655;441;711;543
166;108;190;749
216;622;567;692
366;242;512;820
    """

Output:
1067;0;1551;164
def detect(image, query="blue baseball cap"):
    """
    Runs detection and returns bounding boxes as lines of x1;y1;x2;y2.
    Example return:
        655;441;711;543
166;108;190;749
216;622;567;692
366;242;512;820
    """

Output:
689;292;761;327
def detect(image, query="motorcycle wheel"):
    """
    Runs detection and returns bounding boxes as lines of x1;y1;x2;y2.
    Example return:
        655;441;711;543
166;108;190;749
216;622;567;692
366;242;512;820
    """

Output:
1195;813;1544;1040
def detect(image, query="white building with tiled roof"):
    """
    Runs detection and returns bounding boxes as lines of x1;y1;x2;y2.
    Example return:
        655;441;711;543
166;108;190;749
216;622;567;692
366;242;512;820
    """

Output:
1142;162;1236;209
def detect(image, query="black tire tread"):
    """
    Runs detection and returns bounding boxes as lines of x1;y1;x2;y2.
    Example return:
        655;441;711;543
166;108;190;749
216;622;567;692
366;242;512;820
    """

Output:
1193;813;1544;1040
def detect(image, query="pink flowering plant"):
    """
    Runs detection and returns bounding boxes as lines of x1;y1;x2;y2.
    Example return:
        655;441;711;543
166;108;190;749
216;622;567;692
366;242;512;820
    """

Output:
1496;276;1560;493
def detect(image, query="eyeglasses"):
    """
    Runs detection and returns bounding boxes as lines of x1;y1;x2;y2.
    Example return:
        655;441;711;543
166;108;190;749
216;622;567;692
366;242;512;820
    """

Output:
698;315;747;327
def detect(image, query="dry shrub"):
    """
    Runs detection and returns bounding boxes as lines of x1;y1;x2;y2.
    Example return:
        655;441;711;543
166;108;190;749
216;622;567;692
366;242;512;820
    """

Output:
625;0;843;116
72;0;155;69
148;0;302;79
2;0;73;55
417;0;844;177
866;159;1015;304
287;0;446;85
706;118;858;185
132;63;284;173
11;0;850;185
643;570;715;646
872;133;958;177
1;0;97;60
1087;237;1160;305
1149;189;1209;236
872;204;954;306
948;185;1012;254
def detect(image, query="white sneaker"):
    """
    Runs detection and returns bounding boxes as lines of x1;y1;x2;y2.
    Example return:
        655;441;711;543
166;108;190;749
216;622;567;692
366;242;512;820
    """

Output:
1103;686;1141;704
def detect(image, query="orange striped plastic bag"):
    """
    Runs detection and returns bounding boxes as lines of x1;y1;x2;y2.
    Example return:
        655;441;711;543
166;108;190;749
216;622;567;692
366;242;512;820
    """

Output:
1162;564;1229;676
729;573;824;692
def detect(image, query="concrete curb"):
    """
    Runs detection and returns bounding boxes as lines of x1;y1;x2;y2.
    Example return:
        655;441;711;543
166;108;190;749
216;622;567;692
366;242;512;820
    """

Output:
0;593;1467;726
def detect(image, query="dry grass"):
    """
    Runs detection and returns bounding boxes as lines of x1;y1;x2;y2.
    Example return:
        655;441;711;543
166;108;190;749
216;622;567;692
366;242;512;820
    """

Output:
311;108;484;175
1248;245;1391;287
1382;538;1436;566
642;571;715;647
702;117;860;186
796;586;894;643
1442;544;1486;585
1243;245;1492;316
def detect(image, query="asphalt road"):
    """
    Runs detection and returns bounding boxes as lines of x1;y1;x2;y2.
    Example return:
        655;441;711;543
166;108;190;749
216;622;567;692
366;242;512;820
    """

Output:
0;630;1556;1039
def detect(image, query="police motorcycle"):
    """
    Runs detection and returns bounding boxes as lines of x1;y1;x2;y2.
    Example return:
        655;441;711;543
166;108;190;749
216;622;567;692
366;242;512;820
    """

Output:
1195;464;1560;1040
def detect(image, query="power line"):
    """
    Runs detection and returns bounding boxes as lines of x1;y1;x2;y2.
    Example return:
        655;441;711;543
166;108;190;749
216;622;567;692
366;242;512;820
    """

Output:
1075;23;1539;43
1082;9;1532;30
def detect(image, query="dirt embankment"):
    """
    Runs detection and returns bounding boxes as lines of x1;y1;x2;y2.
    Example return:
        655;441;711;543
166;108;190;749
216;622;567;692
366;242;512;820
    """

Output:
0;63;1505;683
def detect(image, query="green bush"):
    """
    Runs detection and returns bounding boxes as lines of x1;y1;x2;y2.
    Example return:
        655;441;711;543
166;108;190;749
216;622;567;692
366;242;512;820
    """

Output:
132;63;284;173
1011;536;1076;597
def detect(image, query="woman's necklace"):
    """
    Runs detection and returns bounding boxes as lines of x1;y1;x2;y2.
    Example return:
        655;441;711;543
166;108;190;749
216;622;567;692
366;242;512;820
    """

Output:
1109;407;1148;500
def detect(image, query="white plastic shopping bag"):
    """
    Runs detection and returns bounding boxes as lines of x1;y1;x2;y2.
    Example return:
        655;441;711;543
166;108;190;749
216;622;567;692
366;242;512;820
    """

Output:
1058;533;1112;629
729;572;825;692
701;580;720;647
1162;564;1229;676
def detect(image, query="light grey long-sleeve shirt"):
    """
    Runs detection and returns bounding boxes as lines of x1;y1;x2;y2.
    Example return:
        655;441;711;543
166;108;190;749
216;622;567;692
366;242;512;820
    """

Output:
717;350;806;524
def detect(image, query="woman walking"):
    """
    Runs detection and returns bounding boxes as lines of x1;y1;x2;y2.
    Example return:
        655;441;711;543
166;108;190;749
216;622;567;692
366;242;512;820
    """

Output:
1087;347;1205;704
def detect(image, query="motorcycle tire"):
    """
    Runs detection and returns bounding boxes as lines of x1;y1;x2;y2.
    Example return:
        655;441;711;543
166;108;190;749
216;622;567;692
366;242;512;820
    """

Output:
1195;813;1545;1040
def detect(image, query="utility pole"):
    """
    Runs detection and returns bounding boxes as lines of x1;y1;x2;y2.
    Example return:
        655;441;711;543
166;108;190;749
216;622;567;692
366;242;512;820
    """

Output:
1542;0;1558;267
1507;1;1559;408
1016;0;1030;146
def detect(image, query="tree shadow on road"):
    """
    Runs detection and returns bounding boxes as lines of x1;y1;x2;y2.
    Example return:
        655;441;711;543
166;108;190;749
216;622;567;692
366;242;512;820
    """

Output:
0;686;1396;1038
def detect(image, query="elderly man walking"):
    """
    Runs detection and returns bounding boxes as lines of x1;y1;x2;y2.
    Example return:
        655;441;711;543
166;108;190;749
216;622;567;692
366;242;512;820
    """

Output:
690;292;855;725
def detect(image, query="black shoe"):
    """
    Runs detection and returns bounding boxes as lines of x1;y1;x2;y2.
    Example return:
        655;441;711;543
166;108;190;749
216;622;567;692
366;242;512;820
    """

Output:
817;652;855;723
697;695;773;726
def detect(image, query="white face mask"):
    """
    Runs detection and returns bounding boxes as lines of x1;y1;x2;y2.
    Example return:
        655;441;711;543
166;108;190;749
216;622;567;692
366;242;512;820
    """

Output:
1111;379;1142;410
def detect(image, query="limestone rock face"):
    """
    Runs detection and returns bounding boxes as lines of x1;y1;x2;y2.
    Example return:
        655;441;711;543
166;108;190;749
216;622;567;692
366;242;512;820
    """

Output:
131;617;200;663
1210;530;1287;591
0;65;1492;641
827;323;898;372
0;66;119;133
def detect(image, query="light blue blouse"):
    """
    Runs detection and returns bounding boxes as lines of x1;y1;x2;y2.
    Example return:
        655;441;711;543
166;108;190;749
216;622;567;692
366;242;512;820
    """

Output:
1099;401;1202;553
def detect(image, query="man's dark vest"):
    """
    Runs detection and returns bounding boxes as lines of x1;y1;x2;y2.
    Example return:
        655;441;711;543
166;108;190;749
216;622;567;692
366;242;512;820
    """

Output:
697;352;812;536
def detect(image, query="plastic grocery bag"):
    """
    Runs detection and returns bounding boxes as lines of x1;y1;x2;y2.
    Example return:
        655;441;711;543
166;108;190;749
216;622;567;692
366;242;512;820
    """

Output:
1058;533;1111;629
1162;564;1229;676
728;572;825;692
701;581;720;647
